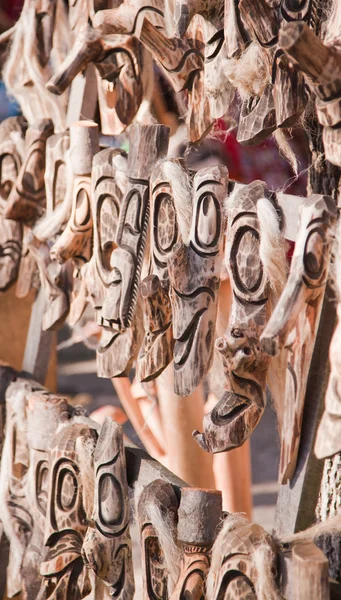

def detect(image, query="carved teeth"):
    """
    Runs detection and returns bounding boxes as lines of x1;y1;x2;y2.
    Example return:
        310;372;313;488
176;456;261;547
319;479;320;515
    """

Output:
102;79;115;93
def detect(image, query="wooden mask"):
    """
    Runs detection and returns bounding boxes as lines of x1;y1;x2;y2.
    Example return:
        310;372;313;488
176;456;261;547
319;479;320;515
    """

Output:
194;181;283;453
0;117;27;292
5;119;54;224
82;417;135;598
137;159;182;383
40;416;98;599
21;391;69;599
137;478;179;600
99;124;169;372
168;164;227;396
262;194;337;482
88;146;138;378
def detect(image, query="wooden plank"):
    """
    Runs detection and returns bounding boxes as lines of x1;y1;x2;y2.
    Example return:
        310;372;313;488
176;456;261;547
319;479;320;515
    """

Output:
21;287;54;385
125;444;187;493
293;542;330;600
274;284;337;535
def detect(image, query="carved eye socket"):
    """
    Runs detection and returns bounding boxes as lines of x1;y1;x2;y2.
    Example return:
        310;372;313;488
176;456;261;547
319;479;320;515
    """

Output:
195;192;221;251
154;193;178;254
0;154;18;200
74;188;91;227
303;227;326;281
53;161;67;207
98;473;123;527
36;460;49;515
181;572;205;600
283;0;306;11
22;149;45;192
123;190;142;235
57;467;78;512
231;226;263;295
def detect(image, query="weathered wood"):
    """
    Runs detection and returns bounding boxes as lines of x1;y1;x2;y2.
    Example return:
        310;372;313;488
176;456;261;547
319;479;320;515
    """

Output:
0;117;27;292
66;63;98;126
83;417;135;598
50;120;99;266
237;83;277;145
22;286;55;385
44;131;70;219
4;119;54;224
262;194;337;482
239;0;279;47
194;181;283;453
168;164;227;396
293;542;330;600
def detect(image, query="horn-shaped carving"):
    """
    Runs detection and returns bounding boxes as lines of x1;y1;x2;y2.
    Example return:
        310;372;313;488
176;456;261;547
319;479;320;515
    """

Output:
83;417;135;598
168;164;227;396
5;119;54;224
0;117;27;291
137;159;183;382
194;181;283;453
50;120;99;267
262;194;337;482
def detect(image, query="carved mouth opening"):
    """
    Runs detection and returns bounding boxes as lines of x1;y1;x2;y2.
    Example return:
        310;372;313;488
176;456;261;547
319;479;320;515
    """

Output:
210;392;250;425
174;308;206;369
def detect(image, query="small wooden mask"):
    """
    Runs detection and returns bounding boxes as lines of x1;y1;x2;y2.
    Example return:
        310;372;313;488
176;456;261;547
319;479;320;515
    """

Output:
82;417;135;598
194;181;283;453
262;194;337;482
0;117;27;291
167;164;227;396
5;119;54;224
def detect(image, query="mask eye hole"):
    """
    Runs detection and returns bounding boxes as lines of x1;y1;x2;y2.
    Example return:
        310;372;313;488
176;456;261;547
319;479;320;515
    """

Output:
98;473;124;527
36;460;49;515
74;188;91;228
194;192;221;252
57;467;78;512
303;227;326;281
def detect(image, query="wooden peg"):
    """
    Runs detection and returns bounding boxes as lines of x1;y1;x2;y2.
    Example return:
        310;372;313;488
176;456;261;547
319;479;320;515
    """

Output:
4;119;54;224
261;194;337;482
292;542;330;600
50;120;99;266
82;417;135;598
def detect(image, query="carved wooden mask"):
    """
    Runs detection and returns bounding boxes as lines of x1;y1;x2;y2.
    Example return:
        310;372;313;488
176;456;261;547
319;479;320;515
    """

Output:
137;159;182;382
262;194;337;482
0;117;27;291
40;417;98;599
5;119;54;224
194;181;281;453
168;164;227;396
137;478;179;600
82;417;135;598
100;124;169;336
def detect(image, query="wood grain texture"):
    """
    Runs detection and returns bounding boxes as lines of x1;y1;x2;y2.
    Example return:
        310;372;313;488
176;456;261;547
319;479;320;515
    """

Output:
83;417;135;598
237;83;277;145
0;117;27;292
44;131;70;218
194;181;279;453
4;119;54;224
293;542;330;600
262;194;337;483
168;164;227;396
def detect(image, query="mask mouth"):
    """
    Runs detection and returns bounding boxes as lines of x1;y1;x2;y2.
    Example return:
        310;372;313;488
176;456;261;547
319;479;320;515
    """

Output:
210;391;251;425
40;531;83;576
173;307;207;369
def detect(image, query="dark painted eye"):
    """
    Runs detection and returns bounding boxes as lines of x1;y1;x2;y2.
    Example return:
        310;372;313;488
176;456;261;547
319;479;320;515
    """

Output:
57;467;78;511
303;227;325;280
194;192;221;251
98;473;123;527
74;188;91;227
231;226;263;295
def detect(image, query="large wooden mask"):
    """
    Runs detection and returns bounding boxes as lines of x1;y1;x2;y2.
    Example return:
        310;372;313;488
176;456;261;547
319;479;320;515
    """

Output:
262;194;337;482
194;181;284;453
83;417;135;598
167;164;227;396
0;117;27;291
98;124;169;377
5;119;54;224
40;416;98;599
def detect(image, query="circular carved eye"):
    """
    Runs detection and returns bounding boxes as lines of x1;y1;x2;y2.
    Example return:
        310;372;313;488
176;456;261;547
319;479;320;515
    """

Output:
36;460;49;515
57;467;78;511
231;226;263;295
195;193;221;250
98;473;123;527
154;193;178;254
303;227;325;280
23;149;45;192
74;188;91;227
124;190;142;235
